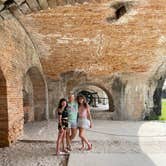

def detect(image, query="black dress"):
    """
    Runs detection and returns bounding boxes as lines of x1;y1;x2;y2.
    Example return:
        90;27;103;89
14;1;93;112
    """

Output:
58;108;68;130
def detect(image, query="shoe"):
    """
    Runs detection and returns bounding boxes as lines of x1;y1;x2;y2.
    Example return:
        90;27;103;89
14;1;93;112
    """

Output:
79;146;85;151
56;151;67;156
87;143;92;151
62;148;70;153
66;145;72;151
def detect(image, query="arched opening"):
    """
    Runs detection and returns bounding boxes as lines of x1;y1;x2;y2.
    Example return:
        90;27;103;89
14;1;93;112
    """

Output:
148;76;166;120
72;84;114;120
153;78;163;117
0;68;8;147
23;67;47;122
78;90;100;107
23;89;33;123
160;79;166;120
75;86;109;111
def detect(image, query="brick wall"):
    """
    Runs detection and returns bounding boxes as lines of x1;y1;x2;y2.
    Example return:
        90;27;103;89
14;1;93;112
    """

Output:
0;18;48;147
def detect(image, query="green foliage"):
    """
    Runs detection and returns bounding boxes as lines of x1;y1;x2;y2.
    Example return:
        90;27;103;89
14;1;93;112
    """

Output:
148;115;159;120
159;99;166;120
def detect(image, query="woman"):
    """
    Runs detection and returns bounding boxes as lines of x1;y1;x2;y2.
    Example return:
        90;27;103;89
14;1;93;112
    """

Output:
66;93;78;151
77;95;93;151
56;98;68;155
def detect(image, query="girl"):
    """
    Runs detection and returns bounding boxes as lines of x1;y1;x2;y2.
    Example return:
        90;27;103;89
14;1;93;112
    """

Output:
56;98;68;155
77;95;93;151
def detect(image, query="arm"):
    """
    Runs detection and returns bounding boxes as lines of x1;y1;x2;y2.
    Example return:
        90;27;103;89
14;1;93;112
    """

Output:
57;108;62;128
87;105;93;128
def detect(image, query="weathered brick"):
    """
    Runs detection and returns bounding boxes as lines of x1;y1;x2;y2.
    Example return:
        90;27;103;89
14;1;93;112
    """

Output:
0;0;166;147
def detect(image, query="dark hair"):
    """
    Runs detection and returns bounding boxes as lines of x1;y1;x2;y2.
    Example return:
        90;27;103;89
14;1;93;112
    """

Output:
77;95;88;108
58;98;68;109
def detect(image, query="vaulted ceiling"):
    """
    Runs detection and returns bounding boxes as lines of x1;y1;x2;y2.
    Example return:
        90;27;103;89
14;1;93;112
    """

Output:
0;0;111;20
0;0;166;80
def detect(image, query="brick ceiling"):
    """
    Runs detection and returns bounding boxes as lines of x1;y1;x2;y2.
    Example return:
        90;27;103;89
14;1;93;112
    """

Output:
0;0;112;19
0;0;166;79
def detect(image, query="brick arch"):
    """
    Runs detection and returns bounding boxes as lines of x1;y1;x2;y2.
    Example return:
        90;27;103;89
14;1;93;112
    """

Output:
23;66;47;121
0;68;8;147
75;87;96;94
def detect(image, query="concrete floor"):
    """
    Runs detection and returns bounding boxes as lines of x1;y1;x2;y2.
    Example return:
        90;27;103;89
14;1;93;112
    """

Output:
1;120;166;165
68;153;166;166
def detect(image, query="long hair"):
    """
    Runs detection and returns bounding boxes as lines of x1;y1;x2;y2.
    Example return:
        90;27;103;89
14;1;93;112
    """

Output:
77;94;88;108
58;98;68;110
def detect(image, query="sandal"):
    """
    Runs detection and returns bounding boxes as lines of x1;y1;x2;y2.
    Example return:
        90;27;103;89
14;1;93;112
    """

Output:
66;145;72;151
79;146;85;151
87;143;92;151
56;151;66;156
62;148;69;153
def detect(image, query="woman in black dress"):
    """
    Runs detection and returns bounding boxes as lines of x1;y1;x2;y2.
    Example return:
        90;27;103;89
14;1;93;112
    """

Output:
56;98;68;155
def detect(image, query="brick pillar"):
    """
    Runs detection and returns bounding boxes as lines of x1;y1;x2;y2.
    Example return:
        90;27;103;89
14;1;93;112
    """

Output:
0;70;9;147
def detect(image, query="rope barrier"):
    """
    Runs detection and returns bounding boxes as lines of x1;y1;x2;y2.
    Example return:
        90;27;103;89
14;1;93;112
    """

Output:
86;129;166;137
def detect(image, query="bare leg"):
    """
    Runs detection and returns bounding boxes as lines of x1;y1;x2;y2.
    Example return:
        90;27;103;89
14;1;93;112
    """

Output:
62;131;65;151
79;128;92;150
70;128;77;140
66;128;71;150
62;130;68;152
56;130;64;155
79;139;85;150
